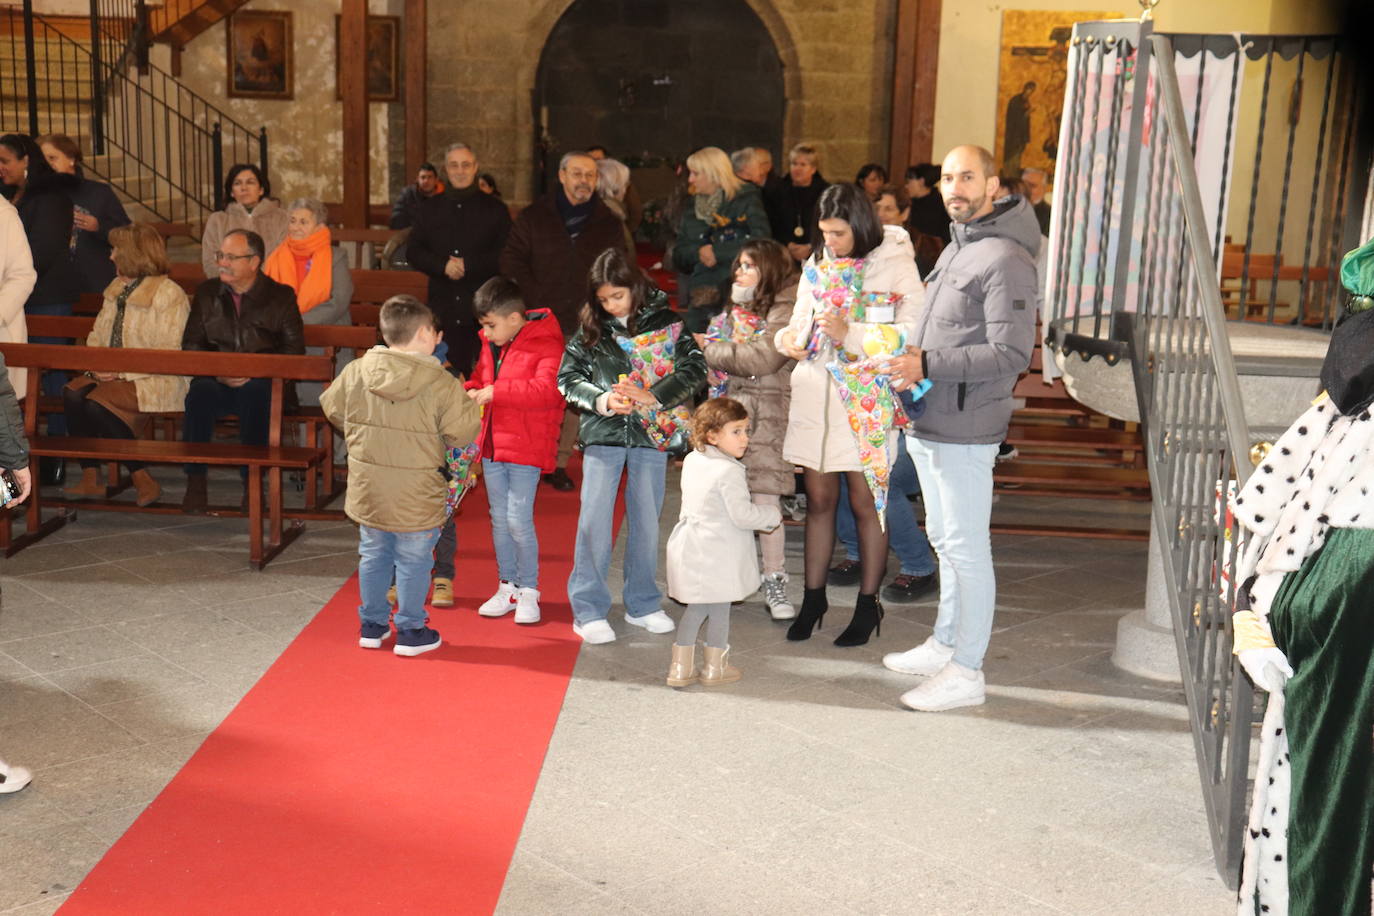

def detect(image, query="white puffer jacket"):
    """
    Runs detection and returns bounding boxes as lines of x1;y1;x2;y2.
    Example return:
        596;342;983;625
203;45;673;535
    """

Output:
776;225;924;472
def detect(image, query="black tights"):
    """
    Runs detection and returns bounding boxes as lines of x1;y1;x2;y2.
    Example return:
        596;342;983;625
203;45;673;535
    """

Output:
63;383;142;471
803;468;887;594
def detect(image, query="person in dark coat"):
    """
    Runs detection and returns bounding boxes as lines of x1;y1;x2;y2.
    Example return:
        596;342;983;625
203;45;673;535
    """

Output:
407;143;512;377
388;162;444;230
38;133;131;295
763;143;829;266
0;132;81;467
500;150;628;491
180;228;305;513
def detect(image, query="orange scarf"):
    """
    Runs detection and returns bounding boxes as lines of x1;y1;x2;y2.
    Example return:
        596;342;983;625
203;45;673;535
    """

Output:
263;225;333;313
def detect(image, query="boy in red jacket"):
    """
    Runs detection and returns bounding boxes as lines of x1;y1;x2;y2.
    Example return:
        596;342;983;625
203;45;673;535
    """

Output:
466;277;568;623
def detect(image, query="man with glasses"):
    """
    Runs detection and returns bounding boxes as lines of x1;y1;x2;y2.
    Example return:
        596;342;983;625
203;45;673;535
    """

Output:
180;228;304;513
500;150;629;492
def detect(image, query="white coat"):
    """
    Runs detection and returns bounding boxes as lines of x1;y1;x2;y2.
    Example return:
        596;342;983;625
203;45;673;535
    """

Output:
0;196;34;394
666;446;783;604
776;225;924;472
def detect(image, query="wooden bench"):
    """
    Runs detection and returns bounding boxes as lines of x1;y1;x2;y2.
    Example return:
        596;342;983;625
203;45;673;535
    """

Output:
333;227;401;270
24;315;378;504
0;343;335;569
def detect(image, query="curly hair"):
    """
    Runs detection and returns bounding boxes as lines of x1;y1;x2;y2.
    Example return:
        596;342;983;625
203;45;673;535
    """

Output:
689;397;749;451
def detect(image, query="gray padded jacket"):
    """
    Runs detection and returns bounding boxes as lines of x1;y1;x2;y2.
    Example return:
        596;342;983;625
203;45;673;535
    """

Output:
908;195;1040;445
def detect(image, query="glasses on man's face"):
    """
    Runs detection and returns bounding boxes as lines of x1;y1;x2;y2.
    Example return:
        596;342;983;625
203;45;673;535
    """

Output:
214;251;254;263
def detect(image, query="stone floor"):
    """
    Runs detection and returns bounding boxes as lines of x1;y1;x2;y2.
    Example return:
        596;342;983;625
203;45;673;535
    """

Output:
0;467;1234;915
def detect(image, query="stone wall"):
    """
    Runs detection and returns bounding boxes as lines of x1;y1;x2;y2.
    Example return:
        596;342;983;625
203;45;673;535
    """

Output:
427;0;898;205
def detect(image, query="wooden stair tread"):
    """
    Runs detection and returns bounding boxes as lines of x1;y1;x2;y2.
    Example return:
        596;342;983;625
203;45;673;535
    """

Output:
1004;424;1140;449
992;463;1149;487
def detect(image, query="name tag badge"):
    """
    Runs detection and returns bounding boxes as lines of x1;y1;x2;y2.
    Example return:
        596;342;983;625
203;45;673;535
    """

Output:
866;303;895;324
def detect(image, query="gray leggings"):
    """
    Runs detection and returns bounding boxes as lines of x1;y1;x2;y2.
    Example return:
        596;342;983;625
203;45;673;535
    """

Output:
675;602;731;649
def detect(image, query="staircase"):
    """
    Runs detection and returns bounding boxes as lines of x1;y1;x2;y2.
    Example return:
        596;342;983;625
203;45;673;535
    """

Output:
0;2;266;235
147;0;251;48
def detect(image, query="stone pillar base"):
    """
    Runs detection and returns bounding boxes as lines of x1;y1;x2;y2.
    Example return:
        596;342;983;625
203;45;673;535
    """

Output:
1111;608;1182;683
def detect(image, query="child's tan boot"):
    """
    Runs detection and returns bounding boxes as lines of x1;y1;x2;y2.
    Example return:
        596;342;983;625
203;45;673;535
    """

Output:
431;578;455;607
666;643;699;687
386;585;397;606
700;646;741;686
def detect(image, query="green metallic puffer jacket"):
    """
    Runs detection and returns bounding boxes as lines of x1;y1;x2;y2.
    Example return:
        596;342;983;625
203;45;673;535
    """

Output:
557;290;706;454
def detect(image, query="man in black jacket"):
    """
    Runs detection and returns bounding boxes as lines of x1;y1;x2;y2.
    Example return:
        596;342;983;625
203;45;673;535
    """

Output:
180;228;305;513
500;150;628;491
407;143;512;376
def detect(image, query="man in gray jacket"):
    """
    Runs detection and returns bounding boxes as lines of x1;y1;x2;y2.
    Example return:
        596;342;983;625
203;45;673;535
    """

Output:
883;144;1040;712
0;350;34;793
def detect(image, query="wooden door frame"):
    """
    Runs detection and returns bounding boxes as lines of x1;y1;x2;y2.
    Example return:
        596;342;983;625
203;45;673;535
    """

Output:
889;0;941;175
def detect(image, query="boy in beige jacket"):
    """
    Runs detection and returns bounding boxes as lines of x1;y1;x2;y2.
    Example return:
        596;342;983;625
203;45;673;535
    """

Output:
321;295;480;656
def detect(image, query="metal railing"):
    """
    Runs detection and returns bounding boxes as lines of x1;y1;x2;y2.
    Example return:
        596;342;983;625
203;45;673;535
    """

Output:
0;1;266;229
1120;31;1262;886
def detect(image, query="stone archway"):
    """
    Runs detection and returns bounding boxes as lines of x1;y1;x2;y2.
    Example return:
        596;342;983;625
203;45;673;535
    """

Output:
516;0;801;199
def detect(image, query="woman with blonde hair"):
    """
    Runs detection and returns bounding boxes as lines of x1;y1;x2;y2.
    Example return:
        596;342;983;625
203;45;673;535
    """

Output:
63;223;190;506
671;146;770;333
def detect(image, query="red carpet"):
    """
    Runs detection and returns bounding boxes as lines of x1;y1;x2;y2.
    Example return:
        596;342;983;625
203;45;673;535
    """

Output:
59;472;587;915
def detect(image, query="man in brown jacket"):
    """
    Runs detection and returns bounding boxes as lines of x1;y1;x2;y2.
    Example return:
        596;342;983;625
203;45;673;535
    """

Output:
321;295;480;657
500;150;628;491
181;228;305;513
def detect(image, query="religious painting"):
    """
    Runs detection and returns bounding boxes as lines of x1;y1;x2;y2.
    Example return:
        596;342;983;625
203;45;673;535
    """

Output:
995;10;1115;183
227;10;293;100
335;15;401;102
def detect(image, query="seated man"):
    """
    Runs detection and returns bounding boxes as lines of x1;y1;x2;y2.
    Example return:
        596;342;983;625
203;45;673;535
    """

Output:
180;228;305;513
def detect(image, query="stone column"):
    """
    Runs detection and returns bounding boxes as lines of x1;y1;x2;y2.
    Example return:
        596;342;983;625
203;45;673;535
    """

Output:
1111;504;1182;683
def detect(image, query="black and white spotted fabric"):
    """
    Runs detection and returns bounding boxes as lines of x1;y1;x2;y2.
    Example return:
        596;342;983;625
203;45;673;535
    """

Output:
1232;397;1374;584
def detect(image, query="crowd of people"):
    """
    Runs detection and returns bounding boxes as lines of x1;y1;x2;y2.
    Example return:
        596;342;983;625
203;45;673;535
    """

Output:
0;126;1048;714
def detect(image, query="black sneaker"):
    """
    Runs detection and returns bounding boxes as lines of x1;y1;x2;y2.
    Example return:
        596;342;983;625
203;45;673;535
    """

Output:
359;621;392;649
881;573;937;604
543;468;575;492
827;559;862;586
996;442;1019;463
394;626;442;657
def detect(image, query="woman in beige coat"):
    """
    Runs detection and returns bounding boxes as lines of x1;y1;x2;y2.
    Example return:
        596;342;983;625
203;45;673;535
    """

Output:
0;195;35;396
200;164;290;279
64;224;190;506
775;183;924;647
701;238;798;620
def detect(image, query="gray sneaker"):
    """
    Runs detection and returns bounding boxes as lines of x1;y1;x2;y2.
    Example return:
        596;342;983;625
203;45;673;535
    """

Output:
762;573;796;620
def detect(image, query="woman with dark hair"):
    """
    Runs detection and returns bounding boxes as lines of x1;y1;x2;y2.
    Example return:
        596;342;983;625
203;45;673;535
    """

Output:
63;224;190;507
37;134;131;295
775;182;924;647
477;172;501;198
701;237;799;620
200;163;289;278
0;133;81;478
855;163;887;202
557;247;706;644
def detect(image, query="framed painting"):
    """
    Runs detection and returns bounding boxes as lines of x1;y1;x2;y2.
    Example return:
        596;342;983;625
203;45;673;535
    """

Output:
994;10;1115;183
227;10;293;100
335;15;401;102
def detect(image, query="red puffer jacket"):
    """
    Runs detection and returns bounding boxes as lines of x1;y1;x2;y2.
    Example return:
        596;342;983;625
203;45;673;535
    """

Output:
464;308;568;471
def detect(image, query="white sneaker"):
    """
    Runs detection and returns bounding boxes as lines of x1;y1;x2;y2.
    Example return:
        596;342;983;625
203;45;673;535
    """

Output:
478;580;518;617
624;610;675;633
573;618;617;644
761;573;796;620
0;761;33;794
883;635;955;676
514;587;541;625
900;661;986;711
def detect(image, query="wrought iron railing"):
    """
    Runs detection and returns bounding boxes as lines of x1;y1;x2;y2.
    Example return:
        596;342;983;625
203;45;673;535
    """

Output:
0;0;266;229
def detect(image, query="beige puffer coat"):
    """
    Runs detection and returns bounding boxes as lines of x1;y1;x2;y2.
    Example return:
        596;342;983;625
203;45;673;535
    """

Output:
776;225;924;472
320;346;480;532
87;275;191;412
201;199;291;279
702;281;798;496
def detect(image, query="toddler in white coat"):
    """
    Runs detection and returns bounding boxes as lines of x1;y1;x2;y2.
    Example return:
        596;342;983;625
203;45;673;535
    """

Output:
665;398;783;687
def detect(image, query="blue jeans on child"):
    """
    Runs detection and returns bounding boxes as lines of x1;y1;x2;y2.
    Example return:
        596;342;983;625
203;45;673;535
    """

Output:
358;524;442;631
836;436;936;576
567;445;668;625
483;459;541;589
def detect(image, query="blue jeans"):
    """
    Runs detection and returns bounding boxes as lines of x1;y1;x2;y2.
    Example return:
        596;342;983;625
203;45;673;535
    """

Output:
837;437;936;576
905;436;998;670
358;524;442;631
483;459;541;589
27;301;73;435
567;445;667;625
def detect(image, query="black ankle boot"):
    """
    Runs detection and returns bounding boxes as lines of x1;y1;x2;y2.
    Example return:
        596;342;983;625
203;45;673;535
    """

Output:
786;587;828;641
38;458;65;488
833;593;884;647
